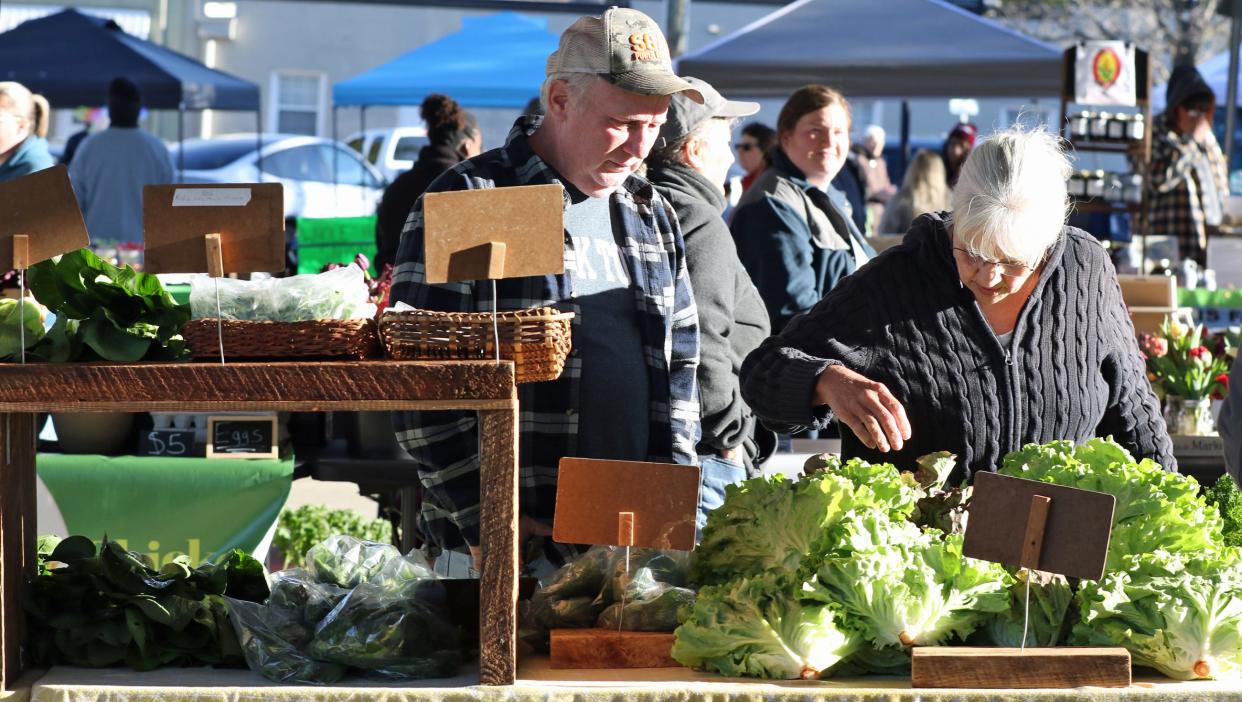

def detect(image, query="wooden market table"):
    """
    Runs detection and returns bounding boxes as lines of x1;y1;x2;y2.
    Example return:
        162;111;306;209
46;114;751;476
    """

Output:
7;657;1242;702
0;361;520;691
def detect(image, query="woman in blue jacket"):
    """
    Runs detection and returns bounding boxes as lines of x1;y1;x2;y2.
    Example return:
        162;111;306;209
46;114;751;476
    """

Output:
730;84;875;333
0;82;54;183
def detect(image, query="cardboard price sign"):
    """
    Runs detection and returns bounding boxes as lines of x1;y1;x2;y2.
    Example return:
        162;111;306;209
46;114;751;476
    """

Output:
963;471;1114;581
423;184;564;284
552;458;699;551
0;166;90;267
143;183;284;274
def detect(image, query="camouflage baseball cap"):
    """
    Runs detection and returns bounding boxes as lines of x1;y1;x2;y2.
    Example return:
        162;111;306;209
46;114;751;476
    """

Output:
546;7;704;103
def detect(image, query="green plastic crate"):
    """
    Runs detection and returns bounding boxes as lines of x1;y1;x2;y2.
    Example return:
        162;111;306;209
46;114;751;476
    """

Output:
295;216;377;276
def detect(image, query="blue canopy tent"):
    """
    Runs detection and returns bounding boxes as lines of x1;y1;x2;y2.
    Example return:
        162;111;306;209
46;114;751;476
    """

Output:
0;8;262;176
331;11;558;165
333;11;558;110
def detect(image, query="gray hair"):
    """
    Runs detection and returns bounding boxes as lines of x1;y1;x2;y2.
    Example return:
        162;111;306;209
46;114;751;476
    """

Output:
539;72;600;114
950;126;1070;269
863;124;885;145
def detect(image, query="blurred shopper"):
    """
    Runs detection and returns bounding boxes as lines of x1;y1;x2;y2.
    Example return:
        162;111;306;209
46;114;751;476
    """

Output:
0;81;53;183
69;78;173;244
854;124;896;232
644;77;772;527
832;147;868;233
1150;65;1229;267
375;94;481;271
736;121;775;193
878;149;950;234
942;121;977;189
391;8;702;567
730;84;875;334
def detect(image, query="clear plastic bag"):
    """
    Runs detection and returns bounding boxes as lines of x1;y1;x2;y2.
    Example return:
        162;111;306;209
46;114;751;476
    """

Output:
189;264;376;322
225;596;347;685
596;567;696;631
304;535;428;589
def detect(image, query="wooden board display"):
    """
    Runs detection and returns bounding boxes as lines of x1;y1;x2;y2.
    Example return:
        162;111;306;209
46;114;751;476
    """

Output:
422;184;564;284
912;647;1132;689
550;629;679;670
552;458;699;551
1118;275;1177;308
142;183;284;274
0;166;89;266
963;471;1114;581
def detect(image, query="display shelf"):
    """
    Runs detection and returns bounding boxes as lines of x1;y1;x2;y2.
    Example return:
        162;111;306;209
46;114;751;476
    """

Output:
0;360;519;690
1066;140;1144;154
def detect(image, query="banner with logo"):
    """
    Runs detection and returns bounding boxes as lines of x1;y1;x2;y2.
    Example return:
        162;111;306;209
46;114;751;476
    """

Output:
38;454;293;565
1075;41;1136;107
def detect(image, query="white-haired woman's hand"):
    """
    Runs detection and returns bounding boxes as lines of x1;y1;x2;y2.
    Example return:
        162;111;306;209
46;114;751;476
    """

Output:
814;365;911;453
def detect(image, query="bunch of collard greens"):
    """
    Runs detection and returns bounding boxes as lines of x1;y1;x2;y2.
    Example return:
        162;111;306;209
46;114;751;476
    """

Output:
25;248;189;361
24;535;268;670
225;535;461;684
675;453;1007;679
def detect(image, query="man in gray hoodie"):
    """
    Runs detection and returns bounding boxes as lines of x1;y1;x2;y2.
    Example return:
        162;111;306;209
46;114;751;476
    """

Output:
644;77;772;530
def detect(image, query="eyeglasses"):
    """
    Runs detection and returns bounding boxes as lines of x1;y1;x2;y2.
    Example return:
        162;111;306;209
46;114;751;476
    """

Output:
736;143;758;152
953;247;1032;277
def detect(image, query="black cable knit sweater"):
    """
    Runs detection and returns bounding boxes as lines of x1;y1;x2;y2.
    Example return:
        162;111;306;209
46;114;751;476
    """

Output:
740;212;1176;483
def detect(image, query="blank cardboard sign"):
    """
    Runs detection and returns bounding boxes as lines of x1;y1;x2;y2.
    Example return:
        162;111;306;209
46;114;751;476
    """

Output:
423;184;564;284
963;472;1114;580
553;458;700;551
0;166;89;266
143;183;284;274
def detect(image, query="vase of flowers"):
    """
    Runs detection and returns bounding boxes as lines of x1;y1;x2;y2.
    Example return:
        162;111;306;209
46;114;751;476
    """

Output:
1139;317;1229;436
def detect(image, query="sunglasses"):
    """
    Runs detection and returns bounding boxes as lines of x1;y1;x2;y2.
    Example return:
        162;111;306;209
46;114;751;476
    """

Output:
953;247;1032;277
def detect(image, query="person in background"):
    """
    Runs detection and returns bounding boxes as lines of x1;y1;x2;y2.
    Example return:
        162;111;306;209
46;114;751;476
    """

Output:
878;149;950;235
741;127;1173;487
69;78;173;244
375;93;481;271
1150;65;1229;267
391;7;702;569
853;124;896;232
832;146;868;233
730;84;875;334
644;76;773;530
0;81;53;183
523;95;544;117
942;121;977;189
736;121;776;193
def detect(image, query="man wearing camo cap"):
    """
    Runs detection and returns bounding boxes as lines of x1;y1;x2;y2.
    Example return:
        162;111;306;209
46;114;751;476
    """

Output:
391;7;703;569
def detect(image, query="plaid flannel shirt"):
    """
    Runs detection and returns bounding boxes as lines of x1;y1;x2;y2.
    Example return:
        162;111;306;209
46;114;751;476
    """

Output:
390;116;701;557
1149;112;1230;261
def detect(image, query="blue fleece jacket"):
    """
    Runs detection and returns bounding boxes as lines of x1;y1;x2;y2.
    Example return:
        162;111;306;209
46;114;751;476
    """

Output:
0;136;54;183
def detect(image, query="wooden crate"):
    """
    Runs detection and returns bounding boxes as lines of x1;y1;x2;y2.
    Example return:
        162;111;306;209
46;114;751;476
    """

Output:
1118;275;1177;308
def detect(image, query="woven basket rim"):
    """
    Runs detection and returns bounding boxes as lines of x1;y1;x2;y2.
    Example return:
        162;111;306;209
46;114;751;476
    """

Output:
381;308;574;322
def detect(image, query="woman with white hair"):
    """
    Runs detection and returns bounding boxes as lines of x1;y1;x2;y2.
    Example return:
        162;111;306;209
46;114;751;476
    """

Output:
740;127;1174;484
0;81;53;183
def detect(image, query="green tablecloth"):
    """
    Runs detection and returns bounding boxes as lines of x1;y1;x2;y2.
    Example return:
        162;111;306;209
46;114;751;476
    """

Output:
37;454;293;564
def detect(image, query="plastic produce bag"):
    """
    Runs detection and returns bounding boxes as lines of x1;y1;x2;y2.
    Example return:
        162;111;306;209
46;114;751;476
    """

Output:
596;567;696;631
305;535;417;589
308;578;460;679
226;597;347;685
189;264;375;322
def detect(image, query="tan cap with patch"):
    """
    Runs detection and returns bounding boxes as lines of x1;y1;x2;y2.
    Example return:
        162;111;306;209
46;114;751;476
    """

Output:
547;7;704;103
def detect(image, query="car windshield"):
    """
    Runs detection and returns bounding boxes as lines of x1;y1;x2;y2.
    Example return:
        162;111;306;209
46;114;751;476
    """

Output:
393;136;428;162
170;140;261;170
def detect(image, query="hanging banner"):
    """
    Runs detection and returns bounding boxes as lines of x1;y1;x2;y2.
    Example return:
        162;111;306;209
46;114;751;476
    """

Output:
1075;41;1136;107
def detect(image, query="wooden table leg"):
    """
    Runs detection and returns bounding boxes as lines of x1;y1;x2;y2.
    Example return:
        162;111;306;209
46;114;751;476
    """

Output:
0;413;37;692
477;406;518;686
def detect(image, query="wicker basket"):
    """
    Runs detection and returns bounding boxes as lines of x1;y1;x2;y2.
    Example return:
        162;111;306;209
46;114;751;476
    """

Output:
182;318;379;360
380;307;574;384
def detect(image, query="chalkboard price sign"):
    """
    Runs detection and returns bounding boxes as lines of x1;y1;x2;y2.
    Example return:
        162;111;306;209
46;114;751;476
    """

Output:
138;429;200;457
206;415;279;459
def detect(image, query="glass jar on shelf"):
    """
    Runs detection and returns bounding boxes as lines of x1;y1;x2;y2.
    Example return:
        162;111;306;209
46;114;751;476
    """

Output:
1107;113;1129;141
1069;111;1092;140
1129;113;1146;141
1105;172;1124;202
1091;112;1113;140
1085;170;1107;198
1124;174;1144;204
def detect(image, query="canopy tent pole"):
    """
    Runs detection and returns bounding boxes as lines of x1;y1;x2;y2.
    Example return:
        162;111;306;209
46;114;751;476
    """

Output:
332;106;339;189
360;105;368;188
900;101;911;182
177;103;185;183
255;109;263;181
1226;0;1241;174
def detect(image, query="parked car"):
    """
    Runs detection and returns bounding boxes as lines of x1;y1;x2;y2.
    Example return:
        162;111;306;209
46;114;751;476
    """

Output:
345;127;428;182
169;134;385;221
